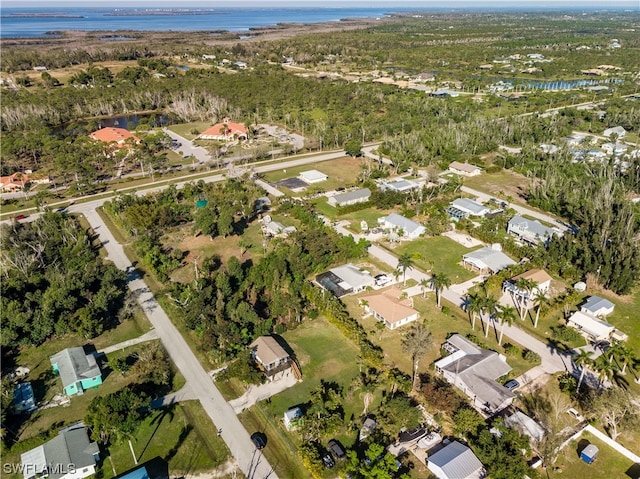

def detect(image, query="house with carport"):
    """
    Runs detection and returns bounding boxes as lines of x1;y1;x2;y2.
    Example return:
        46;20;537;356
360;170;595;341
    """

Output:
360;287;419;330
316;263;375;297
378;213;425;240
462;246;516;275
448;198;490;220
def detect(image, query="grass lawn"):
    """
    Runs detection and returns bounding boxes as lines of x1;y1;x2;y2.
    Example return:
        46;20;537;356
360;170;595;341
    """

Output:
553;430;637;479
394;236;480;283
168;121;212;140
103;401;230;478
237;317;364;479
340;207;392;232
262;157;365;193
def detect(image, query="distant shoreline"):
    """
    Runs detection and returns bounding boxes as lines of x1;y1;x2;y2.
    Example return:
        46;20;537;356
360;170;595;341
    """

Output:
1;14;84;18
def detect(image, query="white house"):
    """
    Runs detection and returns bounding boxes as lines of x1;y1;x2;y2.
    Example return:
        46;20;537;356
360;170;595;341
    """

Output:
379;179;420;193
427;440;485;479
566;311;615;342
435;334;514;414
462;246;516;275
580;296;615;318
448;198;490;220
328;188;371;207
21;424;99;479
603;126;627;138
316;263;375;297
378;213;425;239
507;215;561;245
299;170;328;183
448;161;482;177
360;287;419;330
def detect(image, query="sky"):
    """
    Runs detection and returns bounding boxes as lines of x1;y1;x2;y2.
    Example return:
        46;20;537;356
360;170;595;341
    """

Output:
1;0;638;8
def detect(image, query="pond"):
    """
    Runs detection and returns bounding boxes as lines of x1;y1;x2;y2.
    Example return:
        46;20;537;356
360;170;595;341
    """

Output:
95;113;169;129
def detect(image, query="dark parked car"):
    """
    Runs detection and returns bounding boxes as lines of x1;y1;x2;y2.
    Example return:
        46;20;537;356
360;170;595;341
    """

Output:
328;439;346;460
250;432;266;450
321;452;335;469
504;379;520;390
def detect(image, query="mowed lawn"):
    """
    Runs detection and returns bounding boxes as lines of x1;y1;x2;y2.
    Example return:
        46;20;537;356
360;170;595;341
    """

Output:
262;156;365;193
104;401;230;479
553;431;637;479
394;236;480;282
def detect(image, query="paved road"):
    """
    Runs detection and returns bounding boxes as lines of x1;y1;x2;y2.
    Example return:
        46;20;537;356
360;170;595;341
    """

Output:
98;329;159;355
76;206;278;479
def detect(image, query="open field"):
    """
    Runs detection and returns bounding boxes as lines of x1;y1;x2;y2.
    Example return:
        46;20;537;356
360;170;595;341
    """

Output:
394;236;480;283
262;157;365;194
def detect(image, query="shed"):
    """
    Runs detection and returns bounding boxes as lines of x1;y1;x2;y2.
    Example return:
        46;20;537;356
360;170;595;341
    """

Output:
299;170;328;183
580;444;599;464
283;407;303;430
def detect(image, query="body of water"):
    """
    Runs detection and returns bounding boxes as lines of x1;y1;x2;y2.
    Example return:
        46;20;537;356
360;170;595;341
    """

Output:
0;7;400;38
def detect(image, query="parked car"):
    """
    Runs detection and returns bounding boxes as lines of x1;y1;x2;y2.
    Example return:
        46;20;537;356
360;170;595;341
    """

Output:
14;214;27;221
321;452;335;469
504;379;520;390
328;439;346;460
250;432;266;450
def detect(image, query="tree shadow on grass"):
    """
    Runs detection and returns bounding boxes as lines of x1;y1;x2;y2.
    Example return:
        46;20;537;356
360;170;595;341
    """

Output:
137;404;176;464
164;423;193;464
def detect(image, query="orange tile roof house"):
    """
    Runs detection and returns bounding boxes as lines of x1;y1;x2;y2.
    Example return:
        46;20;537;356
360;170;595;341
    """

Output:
360;287;419;330
0;172;50;193
199;118;248;141
89;127;140;146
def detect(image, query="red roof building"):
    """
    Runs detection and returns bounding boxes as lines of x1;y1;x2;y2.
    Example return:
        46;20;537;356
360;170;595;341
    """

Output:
89;127;140;146
199;118;248;141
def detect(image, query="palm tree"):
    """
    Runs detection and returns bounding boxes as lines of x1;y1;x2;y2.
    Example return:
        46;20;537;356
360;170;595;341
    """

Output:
593;355;615;389
420;279;430;298
532;289;548;328
496;305;517;346
401;323;433;389
397;253;414;286
573;349;593;390
465;292;481;331
430;272;451;309
480;295;498;338
616;345;636;375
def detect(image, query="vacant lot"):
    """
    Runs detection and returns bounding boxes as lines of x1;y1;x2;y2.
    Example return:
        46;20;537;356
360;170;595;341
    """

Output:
394;236;480;282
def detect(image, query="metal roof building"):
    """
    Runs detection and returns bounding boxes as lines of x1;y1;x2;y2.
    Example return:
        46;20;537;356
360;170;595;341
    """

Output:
427;440;485;479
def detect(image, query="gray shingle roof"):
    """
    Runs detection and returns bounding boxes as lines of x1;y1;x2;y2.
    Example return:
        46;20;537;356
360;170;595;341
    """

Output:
332;188;371;205
428;441;484;479
49;347;101;389
382;213;424;236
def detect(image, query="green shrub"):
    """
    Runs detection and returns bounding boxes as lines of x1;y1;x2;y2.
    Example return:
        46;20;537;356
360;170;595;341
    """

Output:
522;349;540;363
551;325;582;343
503;343;521;357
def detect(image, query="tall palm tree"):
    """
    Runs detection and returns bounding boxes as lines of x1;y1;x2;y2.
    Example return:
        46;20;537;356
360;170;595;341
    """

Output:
593;355;615;389
496;305;517;346
430;272;451;308
465;292;481;330
573;349;593;390
397;253;414;286
616;344;636;375
532;289;548;328
401;323;433;389
420;278;430;298
480;295;499;338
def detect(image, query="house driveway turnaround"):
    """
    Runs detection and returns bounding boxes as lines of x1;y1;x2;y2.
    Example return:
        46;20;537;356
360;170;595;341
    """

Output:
77;206;278;479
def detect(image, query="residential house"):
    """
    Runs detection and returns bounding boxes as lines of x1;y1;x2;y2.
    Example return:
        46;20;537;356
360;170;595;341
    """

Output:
0;172;50;193
198;118;248;141
502;269;552;301
378;213;426;240
262;220;296;238
316;263;375;297
448;161;482;177
411;72;435;82
603;126;626;138
448;198;489;220
430;89;459;98
283;407;303;431
328;188;371;207
601;142;628;155
12;382;37;414
360;287;419;330
580;296;615;318
462;246;516;275
435;334;515;413
21;423;100;479
49;347;102;396
379;179;420;193
566;311;615;342
426;440;485;479
249;336;291;380
507;215;561;245
299;169;328;183
89;127;140;147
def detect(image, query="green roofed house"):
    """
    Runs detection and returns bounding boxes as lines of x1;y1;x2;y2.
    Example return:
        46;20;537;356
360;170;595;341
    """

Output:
50;347;102;396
